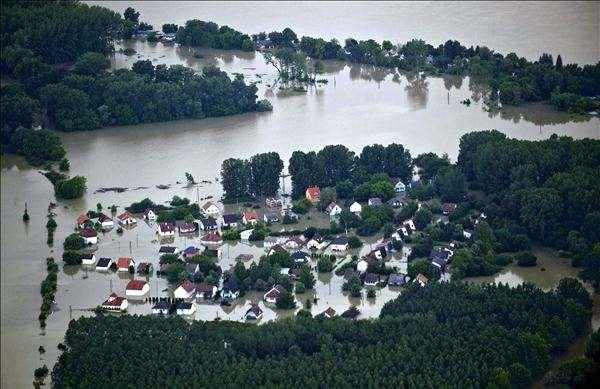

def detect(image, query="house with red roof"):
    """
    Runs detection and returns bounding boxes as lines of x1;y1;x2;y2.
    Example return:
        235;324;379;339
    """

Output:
305;186;320;202
101;293;128;311
243;210;260;225
125;279;149;297
196;283;217;300
174;280;196;299
117;211;137;226
200;232;223;245
143;208;157;221
116;257;134;272
76;214;90;229
415;273;429;287
263;284;285;304
98;214;114;229
442;202;457;215
245;304;263;320
79;228;98;245
201;201;220;217
323;307;336;318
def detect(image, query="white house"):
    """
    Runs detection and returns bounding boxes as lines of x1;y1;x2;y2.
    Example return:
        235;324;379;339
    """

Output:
157;222;175;238
116;257;134;272
463;229;473;239
264;284;285;304
176;302;196;316
243;210;260;225
240;229;254;240
414;273;429;287
264;236;286;250
357;259;369;273
222;279;240;300
98;214;114;229
79;228;98;245
326;202;342;221
80;253;96;265
143;208;157;221
202;201;220;217
125;280;149;298
306;234;327;250
174;280;196;299
349;202;362;215
330;236;349;252
394;180;406;193
221;214;240;229
95;257;112;271
117;211;137;226
101;293;128;311
152;301;172;315
285;236;305;250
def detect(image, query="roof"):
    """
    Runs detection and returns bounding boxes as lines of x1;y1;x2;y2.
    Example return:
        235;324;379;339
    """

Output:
417;273;429;284
177;280;196;293
180;222;197;231
102;294;126;307
388;273;406;285
117;211;135;220
324;307;336;317
222;214;240;224
287;236;305;246
98;214;112;223
159;246;177;253
186;263;199;273
368;197;382;206
264;212;279;221
76;214;89;224
246;304;263;317
137;262;151;271
177;302;193;309
270;244;286;253
80;253;94;260
80;228;97;238
332;236;348;245
429;248;450;261
152;301;172;310
96;257;111;267
308;234;324;243
442;202;457;213
199;218;216;227
183;246;200;255
126;279;147;291
306;186;320;198
202;201;217;211
244;210;259;220
326;202;339;213
144;208;155;216
343;269;361;281
159;222;175;233
117;257;132;268
196;283;215;293
341;307;360;319
224;278;239;292
201;232;222;243
292;251;309;261
364;273;379;284
264;284;285;300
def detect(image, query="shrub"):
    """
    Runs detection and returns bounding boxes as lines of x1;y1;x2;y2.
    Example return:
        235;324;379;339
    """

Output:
515;251;537;267
295;282;306;294
62;250;81;265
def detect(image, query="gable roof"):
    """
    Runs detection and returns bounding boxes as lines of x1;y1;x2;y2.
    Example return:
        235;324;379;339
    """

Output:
343;269;361;281
306;186;320;198
183;246;200;255
442;202;457;214
80;253;94;260
246;304;263;317
199;218;216;227
196;283;215;294
291;251;309;261
201;232;222;243
222;214;240;224
98;214;112;223
264;212;279;221
264;284;285;300
325;201;340;213
324;307;336;317
341;306;360;319
80;228;97;238
117;211;135;221
202;201;217;211
96;257;111;267
180;222;197;231
368;197;382;206
388;273;406;285
159;222;175;233
332;236;348;245
417;273;429;284
159;246;177;253
144;208;155;216
152;301;172;310
102;294;126;307
364;273;379;284
126;279;147;291
76;214;89;225
224;278;239;292
177;280;196;293
244;210;259;220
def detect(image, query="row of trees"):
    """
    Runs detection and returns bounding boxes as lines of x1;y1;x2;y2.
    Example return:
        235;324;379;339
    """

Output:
176;20;254;51
221;152;283;200
51;280;591;387
289;143;413;198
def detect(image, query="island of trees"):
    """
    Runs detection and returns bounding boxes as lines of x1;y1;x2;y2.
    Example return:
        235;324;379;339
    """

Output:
51;280;594;387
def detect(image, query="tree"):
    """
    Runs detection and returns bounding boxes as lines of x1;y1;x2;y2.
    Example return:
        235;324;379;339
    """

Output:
185;172;195;184
348;235;363;248
221;158;251;199
54;176;87;199
317;187;337;211
299;266;315;289
131;60;154;77
62;250;81;265
515;251;537;267
275;291;295;309
317;256;333;272
556;278;592;309
63;233;85;250
435;166;467;202
73;52;110;76
407;260;439;281
162;23;178;34
58;158;70;171
370;180;395;201
123;7;140;25
249;152;283;197
414;209;432;229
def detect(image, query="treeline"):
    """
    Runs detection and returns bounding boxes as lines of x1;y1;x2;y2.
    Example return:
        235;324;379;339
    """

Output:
51;280;591;387
456;131;600;286
257;27;600;112
39;257;58;328
176;20;254;51
289;143;412;198
221;152;283;200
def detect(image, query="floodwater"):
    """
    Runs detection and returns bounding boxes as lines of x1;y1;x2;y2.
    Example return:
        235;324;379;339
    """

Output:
3;2;600;387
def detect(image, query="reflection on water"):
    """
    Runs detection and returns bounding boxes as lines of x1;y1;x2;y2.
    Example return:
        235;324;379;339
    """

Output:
404;73;429;111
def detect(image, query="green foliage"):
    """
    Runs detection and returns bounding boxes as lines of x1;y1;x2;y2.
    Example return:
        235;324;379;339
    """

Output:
221;229;240;241
294;282;306;294
176;20;253;51
413;152;451;181
73;52;110;76
62;250;81;266
414;208;432;229
347;235;363;248
515;251;537;267
366;287;376;298
221;152;283;199
298;266;315;289
51;282;591;387
63;233;85;250
275;290;295;309
435;166;467;202
54;176;86;199
343;276;362;297
316;256;333;273
5;126;65;165
58;158;70;172
292;198;311;214
407;260;439;281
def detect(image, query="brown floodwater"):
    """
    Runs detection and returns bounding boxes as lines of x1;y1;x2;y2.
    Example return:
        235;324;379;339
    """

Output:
3;3;600;387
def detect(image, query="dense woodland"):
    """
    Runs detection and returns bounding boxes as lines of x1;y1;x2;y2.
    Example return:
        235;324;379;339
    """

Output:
51;281;592;387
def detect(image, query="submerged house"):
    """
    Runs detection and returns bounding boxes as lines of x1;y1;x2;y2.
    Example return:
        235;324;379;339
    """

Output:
101;293;128;312
305;186;320;203
125;280;149;298
245;304;263;320
221;214;240;229
263;284;285;304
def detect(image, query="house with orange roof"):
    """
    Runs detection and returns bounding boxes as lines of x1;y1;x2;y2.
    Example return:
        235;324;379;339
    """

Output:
305;186;320;203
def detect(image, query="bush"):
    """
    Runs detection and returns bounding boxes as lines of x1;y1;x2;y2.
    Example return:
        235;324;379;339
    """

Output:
348;235;363;248
367;287;376;298
317;256;334;273
54;176;87;199
295;282;306;294
275;291;295;309
34;365;49;379
515;251;537;267
292;198;311;214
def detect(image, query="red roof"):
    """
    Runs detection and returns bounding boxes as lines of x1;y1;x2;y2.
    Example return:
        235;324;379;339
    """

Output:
102;293;126;307
326;202;339;213
244;210;259;221
98;214;112;223
324;307;336;317
80;228;97;238
126;279;147;291
306;186;320;198
417;273;429;284
76;214;89;225
202;201;216;211
117;211;134;221
264;284;285;300
159;222;174;232
196;283;215;293
178;280;196;293
442;203;457;214
201;232;222;243
117;257;132;268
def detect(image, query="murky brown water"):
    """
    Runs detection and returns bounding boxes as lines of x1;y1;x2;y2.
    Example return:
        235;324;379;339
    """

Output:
3;3;600;387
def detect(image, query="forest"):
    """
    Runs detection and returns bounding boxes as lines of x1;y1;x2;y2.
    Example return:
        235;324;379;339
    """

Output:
51;280;592;387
